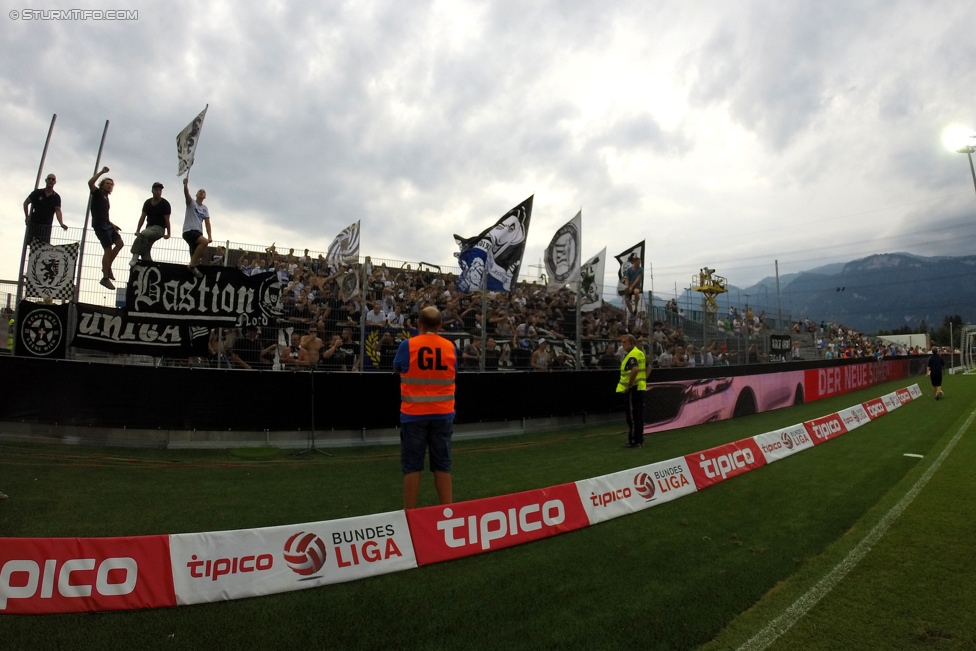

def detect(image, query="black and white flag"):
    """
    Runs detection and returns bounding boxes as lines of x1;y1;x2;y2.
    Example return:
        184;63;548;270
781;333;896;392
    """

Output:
24;239;79;301
455;196;533;293
177;105;208;176
326;220;361;265
544;211;581;292
580;247;606;313
615;241;645;296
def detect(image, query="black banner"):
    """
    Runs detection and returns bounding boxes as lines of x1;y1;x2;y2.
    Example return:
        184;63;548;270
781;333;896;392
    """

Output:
73;302;210;356
124;262;283;327
15;300;69;359
769;334;792;362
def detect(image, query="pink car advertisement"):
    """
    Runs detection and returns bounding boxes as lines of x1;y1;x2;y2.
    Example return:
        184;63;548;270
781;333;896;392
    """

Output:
643;358;917;434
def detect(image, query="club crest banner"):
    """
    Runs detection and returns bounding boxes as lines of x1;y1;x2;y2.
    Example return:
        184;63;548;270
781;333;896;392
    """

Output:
24;239;79;301
455;196;533;293
15;300;69;358
544;211;581;292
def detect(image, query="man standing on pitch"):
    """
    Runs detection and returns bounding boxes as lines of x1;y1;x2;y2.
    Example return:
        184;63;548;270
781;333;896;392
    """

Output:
182;177;211;278
617;334;647;448
927;346;945;400
394;306;457;509
129;182;171;266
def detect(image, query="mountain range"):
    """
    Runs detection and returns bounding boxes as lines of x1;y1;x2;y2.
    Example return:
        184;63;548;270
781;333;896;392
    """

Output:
672;253;976;333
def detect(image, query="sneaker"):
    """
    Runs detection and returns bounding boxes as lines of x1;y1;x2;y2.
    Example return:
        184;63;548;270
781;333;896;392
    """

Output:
0;492;7;500
99;277;115;290
623;442;637;448
188;265;203;279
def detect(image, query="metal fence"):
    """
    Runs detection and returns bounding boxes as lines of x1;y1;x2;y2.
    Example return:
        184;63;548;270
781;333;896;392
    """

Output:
8;226;803;370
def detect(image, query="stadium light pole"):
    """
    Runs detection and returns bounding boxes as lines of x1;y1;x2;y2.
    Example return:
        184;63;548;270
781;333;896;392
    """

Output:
958;143;976;201
943;127;976;203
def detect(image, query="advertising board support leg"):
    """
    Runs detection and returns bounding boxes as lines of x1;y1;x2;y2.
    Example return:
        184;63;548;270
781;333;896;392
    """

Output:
297;369;331;456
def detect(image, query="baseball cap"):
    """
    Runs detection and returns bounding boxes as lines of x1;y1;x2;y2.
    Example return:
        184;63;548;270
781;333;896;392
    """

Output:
152;182;164;189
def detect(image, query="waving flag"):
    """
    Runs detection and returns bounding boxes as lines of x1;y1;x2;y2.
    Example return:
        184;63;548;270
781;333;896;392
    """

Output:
325;220;361;265
615;241;645;296
544;211;581;292
176;105;208;176
454;196;533;293
580;248;606;313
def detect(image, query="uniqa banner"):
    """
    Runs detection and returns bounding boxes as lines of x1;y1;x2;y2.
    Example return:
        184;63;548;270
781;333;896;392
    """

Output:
72;303;211;357
124;262;283;327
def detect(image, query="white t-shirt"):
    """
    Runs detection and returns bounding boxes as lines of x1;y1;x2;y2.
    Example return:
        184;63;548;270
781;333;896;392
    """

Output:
183;200;210;234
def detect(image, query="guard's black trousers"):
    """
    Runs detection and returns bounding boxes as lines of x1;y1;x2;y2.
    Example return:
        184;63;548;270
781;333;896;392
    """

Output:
625;388;645;445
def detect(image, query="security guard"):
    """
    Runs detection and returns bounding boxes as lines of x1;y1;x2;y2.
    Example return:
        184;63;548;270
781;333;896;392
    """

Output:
393;306;458;508
617;334;647;448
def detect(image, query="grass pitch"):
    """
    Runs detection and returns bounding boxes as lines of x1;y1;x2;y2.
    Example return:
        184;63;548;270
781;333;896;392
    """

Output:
1;375;974;650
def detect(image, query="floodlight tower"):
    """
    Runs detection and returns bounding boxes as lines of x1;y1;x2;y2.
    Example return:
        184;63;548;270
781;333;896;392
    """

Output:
943;127;976;203
692;267;728;326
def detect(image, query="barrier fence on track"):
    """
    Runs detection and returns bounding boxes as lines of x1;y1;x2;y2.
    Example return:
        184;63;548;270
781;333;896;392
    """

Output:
0;381;924;614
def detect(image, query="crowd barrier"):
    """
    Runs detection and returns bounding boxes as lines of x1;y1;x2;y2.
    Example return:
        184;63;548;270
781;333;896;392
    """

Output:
0;382;922;614
0;355;927;437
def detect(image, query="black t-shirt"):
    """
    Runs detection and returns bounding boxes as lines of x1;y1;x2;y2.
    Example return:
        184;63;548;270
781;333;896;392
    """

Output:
90;188;110;226
928;353;946;376
142;198;172;228
234;336;270;369
338;341;358;369
26;189;61;224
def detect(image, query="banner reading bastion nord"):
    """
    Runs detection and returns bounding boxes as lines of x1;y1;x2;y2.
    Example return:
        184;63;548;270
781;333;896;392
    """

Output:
70;263;283;356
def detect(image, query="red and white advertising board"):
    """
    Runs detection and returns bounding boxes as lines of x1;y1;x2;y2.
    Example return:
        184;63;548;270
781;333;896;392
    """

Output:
752;423;814;464
803;360;911;402
405;484;589;566
803;413;849;445
169;511;416;605
882;392;902;411
896;387;913;405
0;536;175;614
837;405;870;432
908;384;922;399
862;398;888;420
684;438;767;490
574;457;697;525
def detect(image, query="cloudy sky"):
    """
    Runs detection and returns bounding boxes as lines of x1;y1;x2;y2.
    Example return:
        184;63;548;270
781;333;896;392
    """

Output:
3;0;976;300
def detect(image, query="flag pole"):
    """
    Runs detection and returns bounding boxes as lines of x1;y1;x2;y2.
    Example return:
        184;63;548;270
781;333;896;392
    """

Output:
13;114;57;356
15;113;57;307
575;208;582;370
73;120;110;304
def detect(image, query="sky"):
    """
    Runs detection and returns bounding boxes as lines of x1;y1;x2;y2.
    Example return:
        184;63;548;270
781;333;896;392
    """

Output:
3;0;976;300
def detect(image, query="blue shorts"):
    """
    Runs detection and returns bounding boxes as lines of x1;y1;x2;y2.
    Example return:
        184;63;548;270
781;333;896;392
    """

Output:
400;419;453;474
93;222;121;249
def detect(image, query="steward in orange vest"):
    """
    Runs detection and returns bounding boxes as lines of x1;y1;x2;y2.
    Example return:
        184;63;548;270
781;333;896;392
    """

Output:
393;306;458;509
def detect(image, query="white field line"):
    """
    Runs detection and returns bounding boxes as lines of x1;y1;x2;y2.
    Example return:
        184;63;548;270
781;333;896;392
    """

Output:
738;405;976;651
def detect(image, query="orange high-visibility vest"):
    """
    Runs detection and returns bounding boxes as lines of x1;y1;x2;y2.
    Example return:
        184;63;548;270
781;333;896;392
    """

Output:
400;333;457;416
